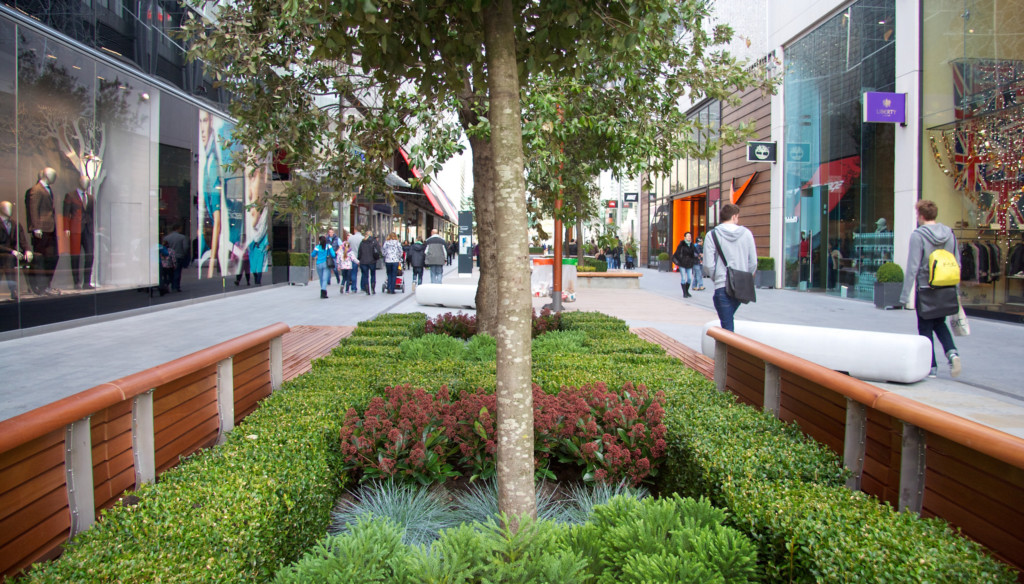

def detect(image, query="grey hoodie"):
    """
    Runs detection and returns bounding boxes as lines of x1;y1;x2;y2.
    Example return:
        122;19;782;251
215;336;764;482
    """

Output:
900;223;958;305
702;223;757;290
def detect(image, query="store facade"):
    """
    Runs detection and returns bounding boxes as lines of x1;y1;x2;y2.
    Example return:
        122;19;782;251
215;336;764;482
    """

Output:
921;0;1024;323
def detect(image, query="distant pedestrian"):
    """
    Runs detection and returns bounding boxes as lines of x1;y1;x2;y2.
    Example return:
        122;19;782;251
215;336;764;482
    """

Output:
424;229;447;283
692;236;705;290
899;199;962;378
382;232;403;293
672;232;698;298
358;230;382;295
325;228;341;284
702;204;756;331
310;234;336;299
338;237;353;294
447;240;457;265
408;238;426;286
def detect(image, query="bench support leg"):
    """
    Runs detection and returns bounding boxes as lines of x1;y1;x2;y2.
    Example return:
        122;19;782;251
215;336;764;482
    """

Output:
844;399;867;491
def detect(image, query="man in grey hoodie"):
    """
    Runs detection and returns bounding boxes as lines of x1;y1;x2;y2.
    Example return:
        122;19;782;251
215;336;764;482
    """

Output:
702;203;757;331
899;200;961;378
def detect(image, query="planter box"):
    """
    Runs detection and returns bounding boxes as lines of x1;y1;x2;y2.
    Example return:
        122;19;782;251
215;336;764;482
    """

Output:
874;281;902;309
755;270;776;289
658;260;672;272
271;266;288;284
289;266;310;285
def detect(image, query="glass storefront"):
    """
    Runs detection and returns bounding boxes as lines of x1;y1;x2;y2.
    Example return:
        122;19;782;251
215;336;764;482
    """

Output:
782;0;895;298
0;14;273;333
648;101;720;265
922;0;1024;323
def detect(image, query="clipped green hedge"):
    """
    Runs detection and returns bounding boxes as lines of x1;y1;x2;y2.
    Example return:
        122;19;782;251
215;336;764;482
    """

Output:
22;310;1015;583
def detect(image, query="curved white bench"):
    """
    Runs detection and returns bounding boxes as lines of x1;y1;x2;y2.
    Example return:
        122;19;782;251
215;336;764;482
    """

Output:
700;320;932;383
415;283;478;309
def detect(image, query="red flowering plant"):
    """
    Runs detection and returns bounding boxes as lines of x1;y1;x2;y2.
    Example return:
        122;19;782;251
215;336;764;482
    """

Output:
425;309;562;340
539;382;668;487
338;382;667;487
338;385;460;485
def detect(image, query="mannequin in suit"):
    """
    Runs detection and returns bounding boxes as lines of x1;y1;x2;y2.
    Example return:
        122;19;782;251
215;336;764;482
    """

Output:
25;167;58;295
0;200;31;300
63;174;95;289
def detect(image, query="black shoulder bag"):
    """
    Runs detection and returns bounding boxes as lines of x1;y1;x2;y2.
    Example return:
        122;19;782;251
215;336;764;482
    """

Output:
712;229;756;304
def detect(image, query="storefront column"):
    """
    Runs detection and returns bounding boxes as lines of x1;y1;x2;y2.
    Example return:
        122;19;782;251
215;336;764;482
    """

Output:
893;0;922;274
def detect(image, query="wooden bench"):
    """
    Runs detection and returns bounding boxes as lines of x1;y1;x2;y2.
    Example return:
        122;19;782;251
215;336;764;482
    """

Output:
282;325;354;380
632;327;713;379
576;271;643;289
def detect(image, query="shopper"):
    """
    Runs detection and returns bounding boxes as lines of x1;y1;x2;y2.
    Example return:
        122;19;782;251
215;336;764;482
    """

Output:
310;234;336;299
357;230;382;295
899;199;962;378
702;204;757;332
692;236;705;290
424;229;447;284
382;232;403;293
672;231;698;298
408;237;426;286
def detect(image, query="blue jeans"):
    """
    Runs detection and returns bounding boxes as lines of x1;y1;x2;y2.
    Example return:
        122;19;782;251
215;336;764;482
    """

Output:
385;262;399;292
429;265;444;284
679;267;693;285
713;286;742;332
917;314;957;368
360;264;375;292
693;265;704;288
316;262;330;291
345;267;358;291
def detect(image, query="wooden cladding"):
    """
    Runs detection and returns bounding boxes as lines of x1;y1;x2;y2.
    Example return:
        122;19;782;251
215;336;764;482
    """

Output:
0;323;290;580
0;429;69;578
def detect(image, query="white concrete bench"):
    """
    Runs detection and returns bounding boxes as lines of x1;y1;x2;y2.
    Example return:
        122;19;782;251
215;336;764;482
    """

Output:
576;271;643;289
415;283;477;309
700;320;932;383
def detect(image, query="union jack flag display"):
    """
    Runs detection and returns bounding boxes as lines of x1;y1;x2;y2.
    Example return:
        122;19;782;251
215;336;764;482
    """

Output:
949;59;1024;229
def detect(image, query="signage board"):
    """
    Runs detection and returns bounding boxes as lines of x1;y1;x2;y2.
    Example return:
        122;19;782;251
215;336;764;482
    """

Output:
746;141;777;163
623;192;639;203
786;143;811;163
458;211;473;276
606;200;618;208
863;92;906;124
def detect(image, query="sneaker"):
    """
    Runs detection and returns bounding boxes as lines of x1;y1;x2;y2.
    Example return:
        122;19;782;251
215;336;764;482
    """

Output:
948;352;962;378
928;366;937;378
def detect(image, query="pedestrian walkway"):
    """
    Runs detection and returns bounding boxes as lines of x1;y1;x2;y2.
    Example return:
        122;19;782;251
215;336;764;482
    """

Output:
2;263;1021;439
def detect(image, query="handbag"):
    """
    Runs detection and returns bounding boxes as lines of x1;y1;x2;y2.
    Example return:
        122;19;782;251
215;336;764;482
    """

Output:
711;230;756;304
326;252;336;269
950;304;971;336
916;285;958;319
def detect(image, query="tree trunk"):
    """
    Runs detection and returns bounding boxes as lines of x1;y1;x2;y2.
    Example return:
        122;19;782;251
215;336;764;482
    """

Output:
468;133;499;335
483;0;535;526
576;221;584;264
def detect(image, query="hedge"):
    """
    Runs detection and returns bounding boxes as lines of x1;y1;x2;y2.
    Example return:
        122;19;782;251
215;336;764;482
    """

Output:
21;311;1016;583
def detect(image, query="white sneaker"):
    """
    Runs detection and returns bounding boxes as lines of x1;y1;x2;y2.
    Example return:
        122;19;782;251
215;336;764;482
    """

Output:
928;366;937;379
949;353;962;378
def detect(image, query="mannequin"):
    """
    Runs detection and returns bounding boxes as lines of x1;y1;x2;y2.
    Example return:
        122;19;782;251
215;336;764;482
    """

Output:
25;167;58;295
0;200;31;300
64;174;95;289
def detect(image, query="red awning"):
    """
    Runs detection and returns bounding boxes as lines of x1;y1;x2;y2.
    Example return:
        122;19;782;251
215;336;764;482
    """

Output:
397;146;446;218
800;156;860;212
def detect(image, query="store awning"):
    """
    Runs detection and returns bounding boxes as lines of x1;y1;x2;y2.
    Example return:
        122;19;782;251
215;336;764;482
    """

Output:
800;156;860;212
397;146;457;222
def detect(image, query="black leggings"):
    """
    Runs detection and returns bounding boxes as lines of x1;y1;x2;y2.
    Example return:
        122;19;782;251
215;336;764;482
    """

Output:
917;314;956;368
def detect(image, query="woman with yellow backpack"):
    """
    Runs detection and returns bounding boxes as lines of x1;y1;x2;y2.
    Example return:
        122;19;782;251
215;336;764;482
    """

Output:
899;200;962;379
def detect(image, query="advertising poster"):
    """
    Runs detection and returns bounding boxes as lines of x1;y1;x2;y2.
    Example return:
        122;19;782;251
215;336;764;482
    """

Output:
197;109;269;279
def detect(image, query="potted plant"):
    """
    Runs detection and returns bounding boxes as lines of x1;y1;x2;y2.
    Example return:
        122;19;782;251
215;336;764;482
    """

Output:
270;251;289;284
288;252;310;285
874;262;904;309
755;256;776;289
657;252;672;272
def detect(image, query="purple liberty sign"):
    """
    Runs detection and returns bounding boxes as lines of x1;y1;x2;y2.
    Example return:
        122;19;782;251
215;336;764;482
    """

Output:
862;92;906;124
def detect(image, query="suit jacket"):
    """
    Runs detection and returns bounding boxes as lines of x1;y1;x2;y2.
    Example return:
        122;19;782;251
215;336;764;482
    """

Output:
0;217;29;269
63;189;95;254
26;181;56;233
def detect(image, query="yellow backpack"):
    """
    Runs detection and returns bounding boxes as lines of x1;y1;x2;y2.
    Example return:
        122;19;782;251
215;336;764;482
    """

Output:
928;248;960;287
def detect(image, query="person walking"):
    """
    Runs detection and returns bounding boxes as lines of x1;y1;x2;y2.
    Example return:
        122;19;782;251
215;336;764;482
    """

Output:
338;237;353;294
702;204;757;332
325;228;341;284
899;199;962;379
345;235;360;293
408;237;426;286
162;221;190;292
382;232;403;293
424;229;447;283
357;230;382;295
310;234;336;299
692;236;705;290
672;232;698;298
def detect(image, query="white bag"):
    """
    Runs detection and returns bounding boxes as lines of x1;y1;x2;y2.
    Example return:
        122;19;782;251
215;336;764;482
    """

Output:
950;304;970;337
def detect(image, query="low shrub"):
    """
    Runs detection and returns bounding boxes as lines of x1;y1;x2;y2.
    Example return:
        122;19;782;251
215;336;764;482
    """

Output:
532;330;587;358
276;495;757;584
464;334;496;362
875;261;904;283
425;309;561;340
288;252;309;267
398;334;467;361
757;256;775;271
583;257;608;272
